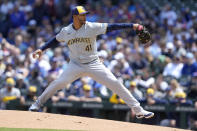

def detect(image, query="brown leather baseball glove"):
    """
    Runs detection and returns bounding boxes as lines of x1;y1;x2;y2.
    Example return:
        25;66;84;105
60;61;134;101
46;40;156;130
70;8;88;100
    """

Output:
136;25;151;44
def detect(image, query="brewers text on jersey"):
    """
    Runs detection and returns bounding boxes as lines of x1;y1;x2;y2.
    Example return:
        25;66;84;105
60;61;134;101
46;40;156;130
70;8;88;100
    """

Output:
67;38;91;45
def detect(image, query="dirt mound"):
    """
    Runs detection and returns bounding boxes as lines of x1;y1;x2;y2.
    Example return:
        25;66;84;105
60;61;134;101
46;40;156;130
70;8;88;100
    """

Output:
0;110;190;131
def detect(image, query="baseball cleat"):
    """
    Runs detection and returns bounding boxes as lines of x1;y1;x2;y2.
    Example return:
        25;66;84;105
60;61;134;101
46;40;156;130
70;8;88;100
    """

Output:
136;110;154;119
29;102;40;112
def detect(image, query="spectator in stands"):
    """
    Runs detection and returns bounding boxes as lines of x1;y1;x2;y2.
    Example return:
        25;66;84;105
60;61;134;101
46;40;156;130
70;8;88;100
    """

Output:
134;69;155;89
174;40;186;58
131;52;148;72
150;54;171;76
24;85;38;101
48;58;63;78
170;92;193;106
163;55;183;79
111;57;133;81
181;52;197;76
109;93;125;104
9;3;26;28
15;73;28;95
144;88;167;105
14;34;28;54
5;63;15;75
0;0;14;15
68;84;102;103
109;51;124;72
145;88;156;105
1;37;20;56
39;16;53;40
0;71;12;88
79;84;102;103
27;67;44;92
149;83;166;99
128;81;143;101
144;48;154;68
0;78;21;109
18;0;32;13
15;60;29;78
162;42;175;58
167;79;185;100
149;39;162;59
37;55;51;77
155;74;169;92
160;4;177;26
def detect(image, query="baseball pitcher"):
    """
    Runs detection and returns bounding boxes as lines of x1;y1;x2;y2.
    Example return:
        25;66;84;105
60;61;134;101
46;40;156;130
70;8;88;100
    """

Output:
29;6;154;119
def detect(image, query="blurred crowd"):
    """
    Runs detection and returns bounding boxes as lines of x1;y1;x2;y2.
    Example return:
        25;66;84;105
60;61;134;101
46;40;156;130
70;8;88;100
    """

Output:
0;0;197;129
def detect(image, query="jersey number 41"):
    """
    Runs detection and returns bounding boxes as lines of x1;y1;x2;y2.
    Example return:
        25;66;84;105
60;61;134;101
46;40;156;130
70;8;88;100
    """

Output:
85;44;92;51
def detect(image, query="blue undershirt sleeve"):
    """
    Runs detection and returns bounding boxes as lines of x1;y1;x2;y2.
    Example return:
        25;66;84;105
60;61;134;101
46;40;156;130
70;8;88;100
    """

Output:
106;23;134;33
40;36;60;51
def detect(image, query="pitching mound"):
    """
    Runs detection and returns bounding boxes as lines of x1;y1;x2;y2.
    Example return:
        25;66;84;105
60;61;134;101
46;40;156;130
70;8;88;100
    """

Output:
0;110;190;131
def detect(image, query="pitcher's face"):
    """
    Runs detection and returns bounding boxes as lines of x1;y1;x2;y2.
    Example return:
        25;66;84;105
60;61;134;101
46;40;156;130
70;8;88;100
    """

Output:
77;14;86;25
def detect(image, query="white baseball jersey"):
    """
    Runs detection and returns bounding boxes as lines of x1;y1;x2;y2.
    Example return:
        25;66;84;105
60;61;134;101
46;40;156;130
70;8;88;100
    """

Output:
56;22;108;64
34;21;143;114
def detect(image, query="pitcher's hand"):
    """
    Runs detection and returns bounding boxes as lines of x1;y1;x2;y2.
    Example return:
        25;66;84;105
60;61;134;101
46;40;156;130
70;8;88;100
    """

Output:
32;49;42;59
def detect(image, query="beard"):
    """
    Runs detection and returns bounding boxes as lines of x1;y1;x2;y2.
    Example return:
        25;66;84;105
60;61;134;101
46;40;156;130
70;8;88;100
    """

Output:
79;19;86;25
77;17;86;25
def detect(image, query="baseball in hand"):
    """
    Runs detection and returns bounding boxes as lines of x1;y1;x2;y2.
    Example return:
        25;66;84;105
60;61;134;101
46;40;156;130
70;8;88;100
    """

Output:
35;54;39;59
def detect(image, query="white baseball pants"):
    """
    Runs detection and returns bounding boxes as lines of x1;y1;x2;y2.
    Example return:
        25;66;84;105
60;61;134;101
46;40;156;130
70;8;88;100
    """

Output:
37;59;142;113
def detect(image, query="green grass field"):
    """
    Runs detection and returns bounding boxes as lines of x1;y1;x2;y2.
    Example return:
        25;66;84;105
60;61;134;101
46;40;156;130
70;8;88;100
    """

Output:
0;127;83;131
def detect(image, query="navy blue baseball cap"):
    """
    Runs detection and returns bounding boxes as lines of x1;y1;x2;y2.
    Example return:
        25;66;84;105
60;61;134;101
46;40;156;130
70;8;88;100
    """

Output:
72;6;89;15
